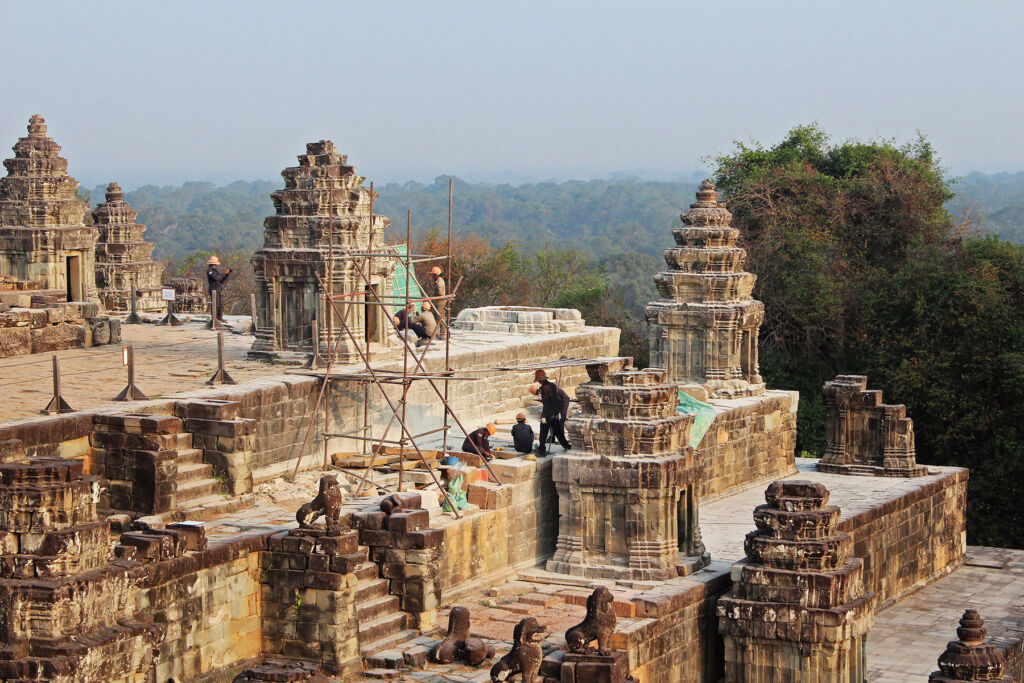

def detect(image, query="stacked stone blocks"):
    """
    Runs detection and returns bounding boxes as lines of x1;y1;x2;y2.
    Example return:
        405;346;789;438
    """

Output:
90;413;183;514
453;306;585;334
718;481;875;682
175;398;256;495
91;182;164;312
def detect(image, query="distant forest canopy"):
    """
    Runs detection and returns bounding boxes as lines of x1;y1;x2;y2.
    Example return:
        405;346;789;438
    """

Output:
93;169;1024;262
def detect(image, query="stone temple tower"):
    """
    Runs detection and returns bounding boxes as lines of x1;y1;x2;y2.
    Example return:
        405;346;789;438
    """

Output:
250;141;396;362
92;182;165;313
0;115;98;303
645;180;765;400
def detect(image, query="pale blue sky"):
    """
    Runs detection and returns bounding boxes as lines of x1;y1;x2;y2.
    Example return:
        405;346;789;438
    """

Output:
1;1;1021;189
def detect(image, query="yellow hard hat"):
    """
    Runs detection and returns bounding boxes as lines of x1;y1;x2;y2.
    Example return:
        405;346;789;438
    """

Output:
207;255;220;265
486;423;497;435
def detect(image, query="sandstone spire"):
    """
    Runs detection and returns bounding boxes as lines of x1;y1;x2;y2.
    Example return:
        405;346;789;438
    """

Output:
645;180;764;400
92;182;165;312
0;115;98;302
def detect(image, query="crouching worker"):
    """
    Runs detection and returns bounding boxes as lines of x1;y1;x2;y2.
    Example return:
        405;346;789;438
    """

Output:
511;413;534;454
393;303;429;342
413;301;438;348
462;423;496;460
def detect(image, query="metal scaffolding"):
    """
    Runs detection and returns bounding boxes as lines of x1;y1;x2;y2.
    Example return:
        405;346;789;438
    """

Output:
286;179;497;518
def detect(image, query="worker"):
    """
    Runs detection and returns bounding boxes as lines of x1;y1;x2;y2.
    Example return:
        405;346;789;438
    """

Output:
530;370;572;455
511;412;535;454
206;255;232;321
426;266;448;339
393;303;429;342
413;301;438;347
462;423;496;460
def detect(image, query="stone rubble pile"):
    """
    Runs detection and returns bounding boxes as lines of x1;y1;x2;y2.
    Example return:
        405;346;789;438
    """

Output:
453;305;585;334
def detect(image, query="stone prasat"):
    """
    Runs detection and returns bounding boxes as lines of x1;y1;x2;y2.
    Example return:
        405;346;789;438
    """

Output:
0;116;1019;682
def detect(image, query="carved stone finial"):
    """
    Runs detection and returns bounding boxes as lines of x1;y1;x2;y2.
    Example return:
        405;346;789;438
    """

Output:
105;182;124;203
930;610;1012;682
295;476;344;533
430;606;495;666
27;114;47;137
565;586;617;654
694;178;719;204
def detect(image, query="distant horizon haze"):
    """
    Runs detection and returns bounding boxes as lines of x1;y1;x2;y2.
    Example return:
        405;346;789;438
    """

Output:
1;1;1022;190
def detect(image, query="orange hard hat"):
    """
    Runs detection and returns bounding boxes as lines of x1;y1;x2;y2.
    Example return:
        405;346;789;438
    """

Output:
430;266;442;276
528;384;539;395
534;369;547;381
515;412;526;420
422;301;432;311
486;423;497;435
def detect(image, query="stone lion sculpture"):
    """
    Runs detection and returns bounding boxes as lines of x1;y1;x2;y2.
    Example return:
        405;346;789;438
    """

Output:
296;475;343;534
565;586;616;654
430;605;495;666
490;617;547;682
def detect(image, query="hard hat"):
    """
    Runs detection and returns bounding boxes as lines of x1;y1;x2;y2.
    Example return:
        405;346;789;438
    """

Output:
528;384;539;395
207;255;220;265
430;266;442;276
515;412;526;420
422;301;432;311
486;423;497;435
534;369;547;381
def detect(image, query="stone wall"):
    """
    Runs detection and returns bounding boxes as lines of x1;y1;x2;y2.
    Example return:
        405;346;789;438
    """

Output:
698;390;798;500
0;300;120;358
135;534;264;682
840;467;968;606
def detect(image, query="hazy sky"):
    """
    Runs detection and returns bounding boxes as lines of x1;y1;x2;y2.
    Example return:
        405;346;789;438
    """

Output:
1;1;1021;189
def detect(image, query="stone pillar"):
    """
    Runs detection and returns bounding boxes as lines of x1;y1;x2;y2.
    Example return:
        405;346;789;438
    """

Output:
547;357;708;581
717;480;875;682
645;180;765;400
929;610;1014;682
819;375;927;477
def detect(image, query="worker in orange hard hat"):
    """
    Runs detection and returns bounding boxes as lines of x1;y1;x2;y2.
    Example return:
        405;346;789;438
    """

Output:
531;372;572;456
462;422;496;460
206;255;232;321
426;265;448;339
512;412;535;454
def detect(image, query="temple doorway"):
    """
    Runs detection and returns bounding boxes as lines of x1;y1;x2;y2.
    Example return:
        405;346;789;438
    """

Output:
282;282;315;349
66;253;82;301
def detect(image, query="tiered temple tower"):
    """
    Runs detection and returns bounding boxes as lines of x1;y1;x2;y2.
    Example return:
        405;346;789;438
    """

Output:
250;141;395;361
92;182;164;312
645;180;765;400
717;481;875;682
0;115;98;303
547;357;708;581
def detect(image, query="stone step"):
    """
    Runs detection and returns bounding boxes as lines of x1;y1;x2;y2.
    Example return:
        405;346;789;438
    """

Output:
356;577;389;603
177;462;214;484
170;433;195;451
362;670;402;681
354;561;379;582
176;478;223;503
167;493;254;523
176;448;205;465
356;595;400;623
358;611;411;650
359;628;419;659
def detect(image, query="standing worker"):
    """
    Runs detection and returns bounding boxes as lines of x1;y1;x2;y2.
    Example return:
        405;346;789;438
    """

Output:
206;255;232;321
462;423;496;460
511;413;535;454
426;266;448;339
530;370;572;455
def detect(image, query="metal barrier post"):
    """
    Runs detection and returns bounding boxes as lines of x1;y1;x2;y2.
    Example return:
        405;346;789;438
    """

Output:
207;331;237;385
113;344;149;401
304;318;327;369
41;355;74;414
157;299;183;326
205;290;223;330
124;275;143;324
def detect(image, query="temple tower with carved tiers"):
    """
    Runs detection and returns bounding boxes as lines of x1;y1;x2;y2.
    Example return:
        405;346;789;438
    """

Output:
249;141;396;361
547;357;708;581
92;182;164;312
0;115;98;303
645;180;765;400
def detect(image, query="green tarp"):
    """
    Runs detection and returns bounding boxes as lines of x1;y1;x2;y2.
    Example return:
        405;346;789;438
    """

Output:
391;244;424;313
677;391;717;449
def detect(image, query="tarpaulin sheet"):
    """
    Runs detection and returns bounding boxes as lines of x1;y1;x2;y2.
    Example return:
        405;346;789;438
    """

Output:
677;391;717;449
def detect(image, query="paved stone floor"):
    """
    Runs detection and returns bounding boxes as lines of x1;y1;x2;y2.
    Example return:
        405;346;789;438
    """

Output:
868;546;1024;681
700;458;962;562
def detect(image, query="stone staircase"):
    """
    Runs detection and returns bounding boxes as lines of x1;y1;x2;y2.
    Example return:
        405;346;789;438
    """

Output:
174;439;225;508
353;559;417;659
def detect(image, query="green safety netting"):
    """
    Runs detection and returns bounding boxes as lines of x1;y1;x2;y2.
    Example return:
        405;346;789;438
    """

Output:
391;244;424;313
677;391;717;449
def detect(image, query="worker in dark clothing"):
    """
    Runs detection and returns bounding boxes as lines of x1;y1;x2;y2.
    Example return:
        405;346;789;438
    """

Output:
393;303;428;341
462;423;496;460
530;370;572;455
511;413;535;454
206;255;232;321
426;266;448;339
